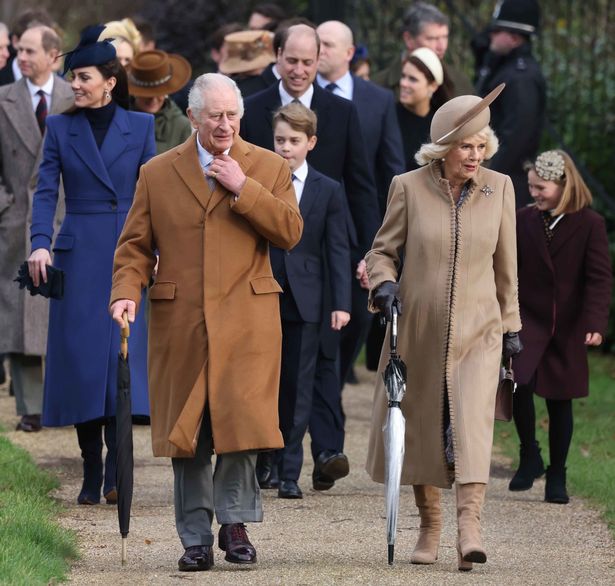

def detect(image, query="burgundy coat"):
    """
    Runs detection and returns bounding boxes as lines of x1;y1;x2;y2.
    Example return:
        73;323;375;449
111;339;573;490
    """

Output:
514;206;612;399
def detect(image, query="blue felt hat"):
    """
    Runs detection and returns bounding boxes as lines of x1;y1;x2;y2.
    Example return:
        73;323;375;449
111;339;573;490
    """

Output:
62;25;117;75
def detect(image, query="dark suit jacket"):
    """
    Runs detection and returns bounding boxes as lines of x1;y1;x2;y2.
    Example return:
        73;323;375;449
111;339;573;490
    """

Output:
270;166;351;323
351;75;404;216
241;82;380;261
0;57;16;87
513;206;612;399
236;63;278;98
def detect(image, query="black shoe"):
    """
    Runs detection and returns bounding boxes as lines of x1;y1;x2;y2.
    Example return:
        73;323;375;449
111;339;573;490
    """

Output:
545;466;569;504
218;523;257;564
509;442;545;491
256;452;279;489
312;451;349;491
15;414;42;432
278;479;303;499
178;545;214;571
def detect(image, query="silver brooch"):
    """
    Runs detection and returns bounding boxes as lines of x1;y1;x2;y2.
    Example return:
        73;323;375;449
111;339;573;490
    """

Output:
481;185;494;198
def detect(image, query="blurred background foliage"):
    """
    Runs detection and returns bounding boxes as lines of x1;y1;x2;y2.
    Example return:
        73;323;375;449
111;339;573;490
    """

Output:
2;0;614;346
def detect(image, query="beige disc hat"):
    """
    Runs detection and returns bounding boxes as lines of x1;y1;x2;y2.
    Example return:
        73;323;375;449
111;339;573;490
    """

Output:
430;83;506;145
219;30;275;75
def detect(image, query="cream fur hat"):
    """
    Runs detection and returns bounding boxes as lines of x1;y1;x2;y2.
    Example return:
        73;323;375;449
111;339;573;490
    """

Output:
430;83;505;144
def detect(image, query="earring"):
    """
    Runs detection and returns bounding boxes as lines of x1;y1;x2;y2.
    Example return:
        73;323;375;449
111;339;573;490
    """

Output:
104;90;111;99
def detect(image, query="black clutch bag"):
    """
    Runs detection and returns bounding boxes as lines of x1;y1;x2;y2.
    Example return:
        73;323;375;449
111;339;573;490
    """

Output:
495;358;515;422
14;261;64;299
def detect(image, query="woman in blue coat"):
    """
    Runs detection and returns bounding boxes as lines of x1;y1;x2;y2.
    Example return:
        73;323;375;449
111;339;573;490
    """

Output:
28;27;155;505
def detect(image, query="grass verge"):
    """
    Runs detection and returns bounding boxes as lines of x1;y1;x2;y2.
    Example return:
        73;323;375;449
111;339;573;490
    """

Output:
0;435;78;585
494;352;615;538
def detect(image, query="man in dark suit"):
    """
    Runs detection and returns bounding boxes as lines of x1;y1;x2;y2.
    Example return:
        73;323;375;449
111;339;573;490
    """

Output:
270;103;351;499
241;24;380;491
316;20;405;389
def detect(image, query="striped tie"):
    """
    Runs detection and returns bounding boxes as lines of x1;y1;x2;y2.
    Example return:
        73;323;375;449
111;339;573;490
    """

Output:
35;90;47;134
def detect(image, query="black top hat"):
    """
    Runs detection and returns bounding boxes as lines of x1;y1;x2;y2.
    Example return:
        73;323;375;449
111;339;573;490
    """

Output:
62;25;117;75
490;0;540;36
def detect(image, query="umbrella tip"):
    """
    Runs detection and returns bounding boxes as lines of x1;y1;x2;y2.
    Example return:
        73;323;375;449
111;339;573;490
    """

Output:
388;544;394;565
121;537;127;565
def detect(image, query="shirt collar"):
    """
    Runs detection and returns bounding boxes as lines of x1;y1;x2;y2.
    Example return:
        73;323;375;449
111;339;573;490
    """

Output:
316;71;353;99
292;160;308;183
195;134;231;168
26;74;54;97
279;81;314;108
271;64;281;80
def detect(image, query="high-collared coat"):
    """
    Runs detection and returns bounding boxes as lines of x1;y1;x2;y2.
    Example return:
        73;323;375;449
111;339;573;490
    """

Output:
110;134;303;458
514;206;612;399
0;76;74;356
30;106;156;426
365;163;521;487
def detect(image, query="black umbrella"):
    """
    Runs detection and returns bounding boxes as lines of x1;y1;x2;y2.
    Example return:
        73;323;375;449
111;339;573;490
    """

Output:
382;305;406;565
116;312;134;564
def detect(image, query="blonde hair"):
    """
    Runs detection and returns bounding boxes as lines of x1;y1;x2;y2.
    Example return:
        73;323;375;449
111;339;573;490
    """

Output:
415;125;499;167
100;18;142;55
526;149;592;214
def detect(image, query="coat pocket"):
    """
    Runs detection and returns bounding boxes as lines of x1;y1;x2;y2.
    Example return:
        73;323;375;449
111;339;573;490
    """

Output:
52;234;75;251
250;276;283;294
149;281;176;300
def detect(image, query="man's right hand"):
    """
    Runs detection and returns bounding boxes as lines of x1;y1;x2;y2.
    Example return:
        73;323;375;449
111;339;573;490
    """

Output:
110;299;136;326
27;248;52;287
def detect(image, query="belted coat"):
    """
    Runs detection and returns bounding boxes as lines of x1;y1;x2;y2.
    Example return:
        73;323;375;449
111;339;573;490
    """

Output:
0;77;74;356
365;163;521;487
110;134;303;458
30;106;156;426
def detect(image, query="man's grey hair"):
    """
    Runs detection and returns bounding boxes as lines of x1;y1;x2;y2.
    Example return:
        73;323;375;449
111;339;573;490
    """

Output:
0;22;8;36
188;73;244;118
403;2;449;37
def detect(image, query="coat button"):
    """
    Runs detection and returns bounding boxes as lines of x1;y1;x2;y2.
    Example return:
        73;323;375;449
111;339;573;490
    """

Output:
110;202;117;210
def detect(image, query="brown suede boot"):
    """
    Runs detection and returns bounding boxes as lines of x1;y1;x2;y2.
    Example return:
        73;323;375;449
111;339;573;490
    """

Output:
410;485;442;564
455;482;487;571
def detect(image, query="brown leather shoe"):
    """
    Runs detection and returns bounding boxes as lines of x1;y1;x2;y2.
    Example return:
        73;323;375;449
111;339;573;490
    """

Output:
178;545;214;571
104;488;118;504
218;523;257;564
15;414;42;432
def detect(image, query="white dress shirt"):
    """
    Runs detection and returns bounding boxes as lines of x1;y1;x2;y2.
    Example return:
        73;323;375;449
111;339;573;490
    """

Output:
316;71;354;101
195;134;230;171
278;81;314;108
26;75;54;113
291;160;308;205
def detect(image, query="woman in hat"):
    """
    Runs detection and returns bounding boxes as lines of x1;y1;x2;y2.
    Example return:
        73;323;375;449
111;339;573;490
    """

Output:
510;150;611;503
365;85;522;571
128;50;192;154
396;47;452;171
27;25;156;505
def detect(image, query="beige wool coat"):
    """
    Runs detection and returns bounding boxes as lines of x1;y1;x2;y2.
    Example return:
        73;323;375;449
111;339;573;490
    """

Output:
110;134;303;457
365;162;521;487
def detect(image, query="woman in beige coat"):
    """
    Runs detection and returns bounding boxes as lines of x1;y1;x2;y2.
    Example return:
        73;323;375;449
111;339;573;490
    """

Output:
365;85;522;571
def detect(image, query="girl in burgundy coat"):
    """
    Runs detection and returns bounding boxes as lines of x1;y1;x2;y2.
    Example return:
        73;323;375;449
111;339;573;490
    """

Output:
511;150;612;503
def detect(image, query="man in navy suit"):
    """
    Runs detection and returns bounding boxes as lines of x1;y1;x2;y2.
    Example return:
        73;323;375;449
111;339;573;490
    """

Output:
241;24;379;490
316;20;404;389
270;103;351;499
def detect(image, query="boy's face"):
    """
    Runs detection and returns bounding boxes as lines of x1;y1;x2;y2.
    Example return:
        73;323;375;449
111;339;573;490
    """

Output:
273;120;317;173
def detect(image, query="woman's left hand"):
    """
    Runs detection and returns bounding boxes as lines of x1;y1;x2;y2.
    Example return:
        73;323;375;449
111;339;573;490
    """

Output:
585;332;603;346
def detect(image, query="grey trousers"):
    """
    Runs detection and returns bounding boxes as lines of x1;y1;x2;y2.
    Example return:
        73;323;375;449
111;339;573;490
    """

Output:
10;354;43;416
171;411;263;548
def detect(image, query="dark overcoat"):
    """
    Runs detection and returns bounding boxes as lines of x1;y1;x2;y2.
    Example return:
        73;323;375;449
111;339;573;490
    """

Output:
514;206;612;399
30;106;156;426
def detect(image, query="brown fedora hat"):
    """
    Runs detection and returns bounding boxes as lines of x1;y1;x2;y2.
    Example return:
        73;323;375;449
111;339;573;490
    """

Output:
127;50;192;97
219;30;275;75
431;83;506;145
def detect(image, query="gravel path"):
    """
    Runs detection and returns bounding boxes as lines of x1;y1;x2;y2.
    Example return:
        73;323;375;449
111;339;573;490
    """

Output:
1;367;614;585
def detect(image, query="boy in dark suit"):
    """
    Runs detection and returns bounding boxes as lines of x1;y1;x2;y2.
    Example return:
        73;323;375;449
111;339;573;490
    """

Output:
268;102;351;498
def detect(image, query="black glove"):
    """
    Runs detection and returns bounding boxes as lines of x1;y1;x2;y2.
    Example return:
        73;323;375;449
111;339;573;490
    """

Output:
372;281;402;322
14;261;64;299
502;332;523;361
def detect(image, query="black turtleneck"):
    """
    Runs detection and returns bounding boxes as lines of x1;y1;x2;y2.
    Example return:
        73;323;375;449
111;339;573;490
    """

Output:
84;101;116;149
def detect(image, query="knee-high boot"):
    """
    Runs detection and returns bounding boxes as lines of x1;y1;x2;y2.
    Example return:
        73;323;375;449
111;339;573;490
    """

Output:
410;485;442;564
456;482;487;571
103;418;117;504
75;420;104;505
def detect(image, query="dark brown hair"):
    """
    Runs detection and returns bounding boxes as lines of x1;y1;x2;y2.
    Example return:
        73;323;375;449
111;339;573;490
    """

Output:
403;54;452;111
273;102;317;138
97;58;130;110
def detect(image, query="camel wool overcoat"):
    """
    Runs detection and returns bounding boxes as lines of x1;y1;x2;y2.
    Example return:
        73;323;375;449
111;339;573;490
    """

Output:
365;162;521;487
111;134;302;457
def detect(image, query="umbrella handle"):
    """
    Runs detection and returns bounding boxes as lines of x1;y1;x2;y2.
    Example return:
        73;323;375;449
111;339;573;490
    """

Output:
120;311;130;359
390;305;398;354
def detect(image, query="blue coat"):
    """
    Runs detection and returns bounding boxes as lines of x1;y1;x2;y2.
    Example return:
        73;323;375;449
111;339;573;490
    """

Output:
30;106;156;426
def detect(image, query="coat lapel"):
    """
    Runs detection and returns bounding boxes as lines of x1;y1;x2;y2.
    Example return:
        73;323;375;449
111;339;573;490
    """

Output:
299;167;319;218
2;79;40;157
49;77;74;115
172;134;213;211
525;207;554;271
68;112;115;192
100;106;130;172
548;211;583;257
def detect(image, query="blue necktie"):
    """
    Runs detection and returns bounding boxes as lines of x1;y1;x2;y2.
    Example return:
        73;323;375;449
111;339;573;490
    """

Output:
204;161;216;191
325;82;337;92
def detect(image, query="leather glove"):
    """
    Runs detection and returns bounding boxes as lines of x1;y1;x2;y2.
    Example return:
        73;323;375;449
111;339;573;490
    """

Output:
372;281;402;322
502;332;523;361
